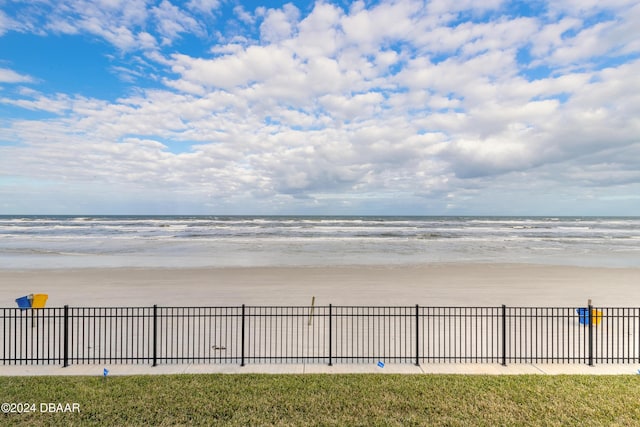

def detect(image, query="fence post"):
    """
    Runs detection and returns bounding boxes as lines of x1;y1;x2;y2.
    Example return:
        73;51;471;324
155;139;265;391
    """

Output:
501;305;507;366
328;304;333;366
588;303;594;366
63;305;69;368
152;305;158;367
415;304;420;366
240;304;245;367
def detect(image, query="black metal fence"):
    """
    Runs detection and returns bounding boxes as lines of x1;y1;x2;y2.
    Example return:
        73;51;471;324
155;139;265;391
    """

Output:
2;305;639;366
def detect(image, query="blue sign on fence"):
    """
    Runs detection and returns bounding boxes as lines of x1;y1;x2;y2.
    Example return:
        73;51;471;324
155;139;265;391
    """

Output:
377;361;384;368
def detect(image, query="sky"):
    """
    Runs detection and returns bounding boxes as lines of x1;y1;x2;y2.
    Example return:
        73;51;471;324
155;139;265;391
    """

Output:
0;0;639;216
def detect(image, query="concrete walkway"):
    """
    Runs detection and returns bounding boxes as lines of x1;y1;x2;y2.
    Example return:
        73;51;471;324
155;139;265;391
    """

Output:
2;363;639;376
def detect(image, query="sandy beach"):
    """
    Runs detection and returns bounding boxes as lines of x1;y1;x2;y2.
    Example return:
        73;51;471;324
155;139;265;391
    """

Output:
2;263;639;308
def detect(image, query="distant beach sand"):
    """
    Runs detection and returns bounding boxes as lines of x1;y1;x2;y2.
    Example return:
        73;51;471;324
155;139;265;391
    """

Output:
2;264;639;308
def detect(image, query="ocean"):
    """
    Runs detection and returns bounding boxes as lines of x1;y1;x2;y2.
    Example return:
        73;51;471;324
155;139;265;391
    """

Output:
0;216;638;269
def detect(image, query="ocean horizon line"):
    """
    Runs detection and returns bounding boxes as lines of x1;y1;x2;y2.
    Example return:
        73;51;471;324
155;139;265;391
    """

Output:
2;214;639;219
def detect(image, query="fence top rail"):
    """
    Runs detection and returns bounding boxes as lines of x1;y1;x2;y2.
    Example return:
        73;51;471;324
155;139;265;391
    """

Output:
2;305;639;310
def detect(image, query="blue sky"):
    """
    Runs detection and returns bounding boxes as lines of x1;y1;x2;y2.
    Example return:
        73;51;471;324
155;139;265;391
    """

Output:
1;0;639;215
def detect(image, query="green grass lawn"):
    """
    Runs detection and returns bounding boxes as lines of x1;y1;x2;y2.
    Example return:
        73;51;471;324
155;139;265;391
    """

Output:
2;374;640;426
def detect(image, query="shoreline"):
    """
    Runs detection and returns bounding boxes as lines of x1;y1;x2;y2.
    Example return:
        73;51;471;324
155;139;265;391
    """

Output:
2;263;640;308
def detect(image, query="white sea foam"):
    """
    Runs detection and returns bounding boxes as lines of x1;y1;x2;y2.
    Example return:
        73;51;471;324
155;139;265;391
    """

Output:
0;216;638;269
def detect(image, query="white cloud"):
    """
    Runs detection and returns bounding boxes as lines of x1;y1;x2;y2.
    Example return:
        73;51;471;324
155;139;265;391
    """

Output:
293;2;343;58
0;92;77;113
0;68;34;84
187;0;221;14
1;0;209;52
319;92;384;121
537;2;640;70
548;0;636;16
259;3;299;43
426;0;505;17
234;5;255;25
0;9;18;36
152;0;203;45
529;17;582;58
167;44;300;93
340;0;420;51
